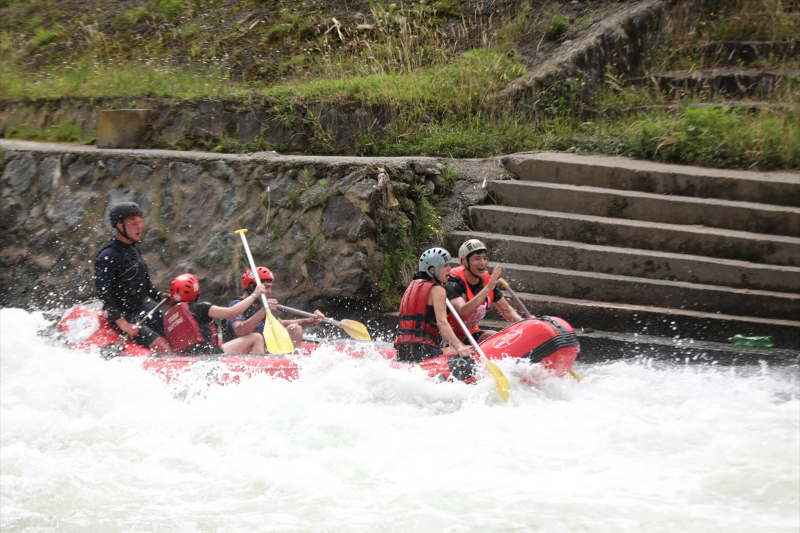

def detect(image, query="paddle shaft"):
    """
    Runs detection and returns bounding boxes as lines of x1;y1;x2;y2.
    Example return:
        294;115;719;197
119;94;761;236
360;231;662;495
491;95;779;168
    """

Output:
499;279;533;319
445;299;490;362
277;304;339;327
236;231;272;312
104;298;168;358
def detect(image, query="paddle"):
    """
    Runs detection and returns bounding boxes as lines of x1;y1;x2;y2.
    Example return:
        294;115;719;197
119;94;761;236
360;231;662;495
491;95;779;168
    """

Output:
445;298;510;403
101;298;168;360
234;229;295;354
498;278;581;382
276;304;371;341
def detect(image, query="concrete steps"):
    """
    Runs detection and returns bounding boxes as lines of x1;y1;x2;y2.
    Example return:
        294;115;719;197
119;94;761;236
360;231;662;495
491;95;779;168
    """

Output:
503;153;800;206
487;180;800;236
452;231;800;293
453;152;800;350
470;205;800;266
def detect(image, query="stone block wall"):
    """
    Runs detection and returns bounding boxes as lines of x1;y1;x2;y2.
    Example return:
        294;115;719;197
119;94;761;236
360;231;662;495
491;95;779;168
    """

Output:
0;145;497;313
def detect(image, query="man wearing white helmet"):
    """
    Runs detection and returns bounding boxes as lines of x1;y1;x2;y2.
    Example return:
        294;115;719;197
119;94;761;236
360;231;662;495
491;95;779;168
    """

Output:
444;239;522;343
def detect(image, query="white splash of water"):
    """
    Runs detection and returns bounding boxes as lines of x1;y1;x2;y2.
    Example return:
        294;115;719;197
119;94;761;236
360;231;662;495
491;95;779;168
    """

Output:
2;309;798;532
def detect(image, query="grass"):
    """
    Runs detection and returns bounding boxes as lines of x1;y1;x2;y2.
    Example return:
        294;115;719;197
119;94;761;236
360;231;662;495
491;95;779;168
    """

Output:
0;58;237;99
5;119;93;144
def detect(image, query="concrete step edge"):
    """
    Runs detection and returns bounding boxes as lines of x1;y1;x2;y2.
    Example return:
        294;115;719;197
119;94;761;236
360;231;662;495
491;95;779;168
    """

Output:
502;151;800;186
494;261;800;300
450;229;800;275
502;290;800;329
487;179;800;213
471;205;800;245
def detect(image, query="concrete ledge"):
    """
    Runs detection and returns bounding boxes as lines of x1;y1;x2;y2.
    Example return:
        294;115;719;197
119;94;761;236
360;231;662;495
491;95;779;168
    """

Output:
97;109;152;149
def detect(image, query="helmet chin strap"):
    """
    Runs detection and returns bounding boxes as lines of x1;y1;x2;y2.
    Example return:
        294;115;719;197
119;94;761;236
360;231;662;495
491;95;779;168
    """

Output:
116;220;131;242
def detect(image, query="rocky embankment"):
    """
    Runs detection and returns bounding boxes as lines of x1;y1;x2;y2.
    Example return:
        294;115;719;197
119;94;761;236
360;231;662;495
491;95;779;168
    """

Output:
0;140;508;312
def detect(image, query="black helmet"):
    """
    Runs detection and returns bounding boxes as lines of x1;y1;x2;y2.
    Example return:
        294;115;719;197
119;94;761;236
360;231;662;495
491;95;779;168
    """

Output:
109;202;144;227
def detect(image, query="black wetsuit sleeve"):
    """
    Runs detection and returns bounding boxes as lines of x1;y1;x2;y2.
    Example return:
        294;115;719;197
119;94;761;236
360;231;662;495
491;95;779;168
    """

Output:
95;248;125;322
444;278;466;301
492;287;503;302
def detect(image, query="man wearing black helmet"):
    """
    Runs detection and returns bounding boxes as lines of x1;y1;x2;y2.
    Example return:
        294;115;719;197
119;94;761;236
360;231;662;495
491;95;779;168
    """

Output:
444;238;522;343
94;202;173;354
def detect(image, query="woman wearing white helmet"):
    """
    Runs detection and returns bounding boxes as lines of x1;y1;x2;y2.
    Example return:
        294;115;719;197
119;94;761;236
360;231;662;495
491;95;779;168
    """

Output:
394;248;472;363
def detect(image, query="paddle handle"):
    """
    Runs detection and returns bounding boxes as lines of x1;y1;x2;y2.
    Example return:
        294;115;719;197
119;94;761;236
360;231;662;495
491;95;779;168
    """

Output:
276;304;339;327
499;278;533;319
235;230;271;312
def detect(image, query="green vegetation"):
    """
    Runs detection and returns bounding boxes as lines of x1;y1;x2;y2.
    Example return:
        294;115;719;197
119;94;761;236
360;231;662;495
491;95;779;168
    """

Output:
5;118;93;144
377;180;444;304
0;0;797;170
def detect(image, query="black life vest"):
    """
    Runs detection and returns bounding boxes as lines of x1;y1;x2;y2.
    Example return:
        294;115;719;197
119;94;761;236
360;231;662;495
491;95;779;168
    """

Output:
395;279;440;348
97;240;152;314
163;303;220;354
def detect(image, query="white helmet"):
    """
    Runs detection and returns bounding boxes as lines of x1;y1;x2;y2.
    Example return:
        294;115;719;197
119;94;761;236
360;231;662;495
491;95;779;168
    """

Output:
458;239;487;261
419;248;452;279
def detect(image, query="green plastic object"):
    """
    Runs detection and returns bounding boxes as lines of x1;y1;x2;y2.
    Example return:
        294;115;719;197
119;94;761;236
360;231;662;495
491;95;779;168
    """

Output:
729;335;774;348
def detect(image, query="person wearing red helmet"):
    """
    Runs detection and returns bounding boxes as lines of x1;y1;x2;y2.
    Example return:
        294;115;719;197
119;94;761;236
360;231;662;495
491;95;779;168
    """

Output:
222;266;325;349
162;273;268;355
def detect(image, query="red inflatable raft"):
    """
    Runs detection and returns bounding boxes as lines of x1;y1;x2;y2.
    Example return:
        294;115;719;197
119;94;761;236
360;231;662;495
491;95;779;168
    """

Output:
58;301;579;387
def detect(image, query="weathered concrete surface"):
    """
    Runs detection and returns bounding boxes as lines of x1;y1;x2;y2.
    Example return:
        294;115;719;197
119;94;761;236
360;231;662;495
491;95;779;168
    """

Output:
487;180;800;236
97;109;153;149
492;261;799;321
503;152;800;207
655;68;800;97
459;151;800;345
497;0;665;101
450;230;800;293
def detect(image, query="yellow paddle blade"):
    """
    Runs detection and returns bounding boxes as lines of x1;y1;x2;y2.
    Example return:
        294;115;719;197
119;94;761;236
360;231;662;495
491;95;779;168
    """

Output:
264;310;294;354
339;319;371;341
569;369;582;382
482;356;510;403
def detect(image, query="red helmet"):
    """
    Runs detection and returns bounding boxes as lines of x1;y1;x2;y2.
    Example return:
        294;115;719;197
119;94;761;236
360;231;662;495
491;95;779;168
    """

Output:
170;274;200;302
241;267;273;290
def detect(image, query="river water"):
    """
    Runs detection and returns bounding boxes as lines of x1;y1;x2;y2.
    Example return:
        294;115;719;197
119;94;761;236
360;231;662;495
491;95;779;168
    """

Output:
1;308;798;532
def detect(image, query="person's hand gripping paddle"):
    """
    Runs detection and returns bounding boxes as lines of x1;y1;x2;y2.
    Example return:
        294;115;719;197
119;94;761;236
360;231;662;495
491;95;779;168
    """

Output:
276;304;371;341
445;299;509;403
101;298;168;360
235;229;294;354
498;278;581;382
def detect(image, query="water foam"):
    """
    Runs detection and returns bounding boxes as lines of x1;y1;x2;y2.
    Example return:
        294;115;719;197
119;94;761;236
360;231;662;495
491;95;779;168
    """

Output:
2;309;798;532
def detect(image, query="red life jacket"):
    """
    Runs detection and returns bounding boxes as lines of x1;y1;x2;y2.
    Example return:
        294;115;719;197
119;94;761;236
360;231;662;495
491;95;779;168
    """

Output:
447;265;495;335
163;303;220;353
394;279;441;348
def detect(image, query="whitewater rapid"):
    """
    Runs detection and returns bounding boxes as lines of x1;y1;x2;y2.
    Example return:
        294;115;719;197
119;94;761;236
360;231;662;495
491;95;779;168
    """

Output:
1;308;798;532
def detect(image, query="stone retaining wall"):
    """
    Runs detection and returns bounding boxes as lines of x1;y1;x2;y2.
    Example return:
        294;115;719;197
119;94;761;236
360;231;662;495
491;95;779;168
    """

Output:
0;97;393;153
0;142;502;312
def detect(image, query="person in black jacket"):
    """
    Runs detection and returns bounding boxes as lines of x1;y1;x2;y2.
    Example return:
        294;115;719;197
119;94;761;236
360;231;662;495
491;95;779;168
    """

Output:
94;202;173;354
